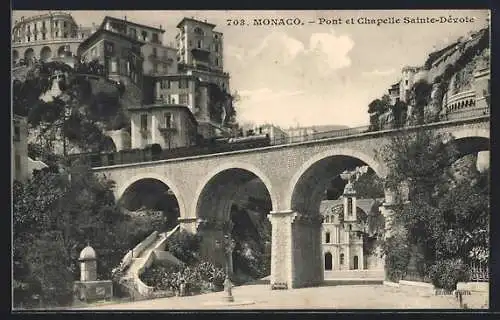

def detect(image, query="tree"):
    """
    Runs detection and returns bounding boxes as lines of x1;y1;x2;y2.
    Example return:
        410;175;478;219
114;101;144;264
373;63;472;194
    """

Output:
13;163;157;308
380;128;489;287
14;60;124;155
368;95;391;131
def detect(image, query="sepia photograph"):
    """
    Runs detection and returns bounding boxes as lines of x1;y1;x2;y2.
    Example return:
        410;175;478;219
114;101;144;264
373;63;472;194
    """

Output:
11;9;490;311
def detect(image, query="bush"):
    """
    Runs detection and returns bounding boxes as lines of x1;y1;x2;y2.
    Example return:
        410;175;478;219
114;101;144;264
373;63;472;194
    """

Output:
140;261;226;295
383;235;411;282
166;231;202;265
428;258;468;290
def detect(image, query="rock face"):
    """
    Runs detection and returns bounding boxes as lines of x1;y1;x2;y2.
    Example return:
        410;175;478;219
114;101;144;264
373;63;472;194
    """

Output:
231;202;272;283
425;83;443;122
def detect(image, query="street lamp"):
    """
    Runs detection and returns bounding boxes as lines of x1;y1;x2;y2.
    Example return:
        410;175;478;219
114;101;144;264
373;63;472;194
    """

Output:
215;232;236;303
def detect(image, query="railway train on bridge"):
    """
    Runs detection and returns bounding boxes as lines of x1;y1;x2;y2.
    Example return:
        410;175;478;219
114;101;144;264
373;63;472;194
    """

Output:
69;134;272;168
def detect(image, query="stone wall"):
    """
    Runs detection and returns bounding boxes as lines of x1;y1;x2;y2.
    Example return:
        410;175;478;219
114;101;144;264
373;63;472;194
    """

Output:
291;213;323;288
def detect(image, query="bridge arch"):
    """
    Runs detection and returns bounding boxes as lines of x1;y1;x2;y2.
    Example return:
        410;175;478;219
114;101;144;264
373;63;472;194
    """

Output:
115;173;186;221
285;147;387;215
192;162;278;220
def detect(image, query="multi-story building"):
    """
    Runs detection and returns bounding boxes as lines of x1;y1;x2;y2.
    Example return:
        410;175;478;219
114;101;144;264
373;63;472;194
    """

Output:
12;11;93;66
258;124;288;144
176;18;230;91
151;73;230;138
321;181;384;272
99;16;178;76
77;28;145;101
399;66;424;103
284;126;316;143
129;104;198;150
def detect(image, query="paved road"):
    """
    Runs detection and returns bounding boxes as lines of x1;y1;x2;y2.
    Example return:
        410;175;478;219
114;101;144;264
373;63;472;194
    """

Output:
74;284;462;310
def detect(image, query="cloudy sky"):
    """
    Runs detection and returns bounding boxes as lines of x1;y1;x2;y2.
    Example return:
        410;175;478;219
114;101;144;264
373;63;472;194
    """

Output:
13;10;489;128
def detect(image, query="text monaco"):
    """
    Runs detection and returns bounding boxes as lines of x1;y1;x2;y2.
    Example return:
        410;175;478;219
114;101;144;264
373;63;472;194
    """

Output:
227;18;305;26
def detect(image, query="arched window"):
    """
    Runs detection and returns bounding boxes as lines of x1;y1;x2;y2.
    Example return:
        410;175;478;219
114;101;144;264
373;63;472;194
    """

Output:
349;224;352;231
340;253;345;265
325;216;330;223
353;256;359;270
324;252;333;270
325;232;331;243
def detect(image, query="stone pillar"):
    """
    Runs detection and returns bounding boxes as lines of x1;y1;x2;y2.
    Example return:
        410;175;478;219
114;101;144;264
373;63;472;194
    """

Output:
268;210;324;289
345;239;350;270
268;210;295;289
80;260;97;282
381;188;397;239
359;243;364;270
291;212;324;288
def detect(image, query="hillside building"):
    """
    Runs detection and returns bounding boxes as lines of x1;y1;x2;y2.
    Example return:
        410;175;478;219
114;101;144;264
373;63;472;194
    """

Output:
128;104;198;150
99;16;178;76
12;11;94;66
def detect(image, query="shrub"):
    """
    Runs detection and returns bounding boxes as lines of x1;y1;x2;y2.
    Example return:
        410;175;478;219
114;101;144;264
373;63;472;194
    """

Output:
139;260;226;295
428;258;468;290
166;231;202;265
383;235;411;282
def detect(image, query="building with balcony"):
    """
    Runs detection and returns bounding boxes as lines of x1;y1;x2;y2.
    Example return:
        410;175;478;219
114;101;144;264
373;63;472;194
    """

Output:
152;73;234;139
128;104;198;150
99;16;177;76
176;18;229;92
77;28;145;100
12;11;94;66
321;181;384;272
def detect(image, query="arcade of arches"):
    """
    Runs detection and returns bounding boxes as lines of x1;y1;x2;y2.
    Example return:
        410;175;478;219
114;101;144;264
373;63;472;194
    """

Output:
103;126;489;289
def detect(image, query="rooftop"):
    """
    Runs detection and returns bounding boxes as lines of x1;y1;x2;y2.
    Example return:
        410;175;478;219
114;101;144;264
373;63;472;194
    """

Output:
78;28;145;54
100;16;165;33
176;17;216;29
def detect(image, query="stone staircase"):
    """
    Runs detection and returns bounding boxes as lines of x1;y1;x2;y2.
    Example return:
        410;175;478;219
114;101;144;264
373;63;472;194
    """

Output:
117;225;181;299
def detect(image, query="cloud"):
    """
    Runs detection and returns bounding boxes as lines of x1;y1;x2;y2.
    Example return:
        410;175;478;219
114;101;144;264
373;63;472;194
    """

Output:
249;32;306;65
238;30;354;71
361;68;396;77
308;31;354;70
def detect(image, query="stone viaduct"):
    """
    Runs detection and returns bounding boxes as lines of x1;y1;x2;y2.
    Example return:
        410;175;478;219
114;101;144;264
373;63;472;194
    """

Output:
93;115;489;289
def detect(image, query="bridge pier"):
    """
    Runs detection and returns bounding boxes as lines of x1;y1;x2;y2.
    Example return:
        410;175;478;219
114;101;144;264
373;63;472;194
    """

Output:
178;217;198;234
268;210;323;289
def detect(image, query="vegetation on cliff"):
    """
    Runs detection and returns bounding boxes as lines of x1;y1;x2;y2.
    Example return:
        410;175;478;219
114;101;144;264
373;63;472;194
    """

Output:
14;60;129;160
381;129;489;289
